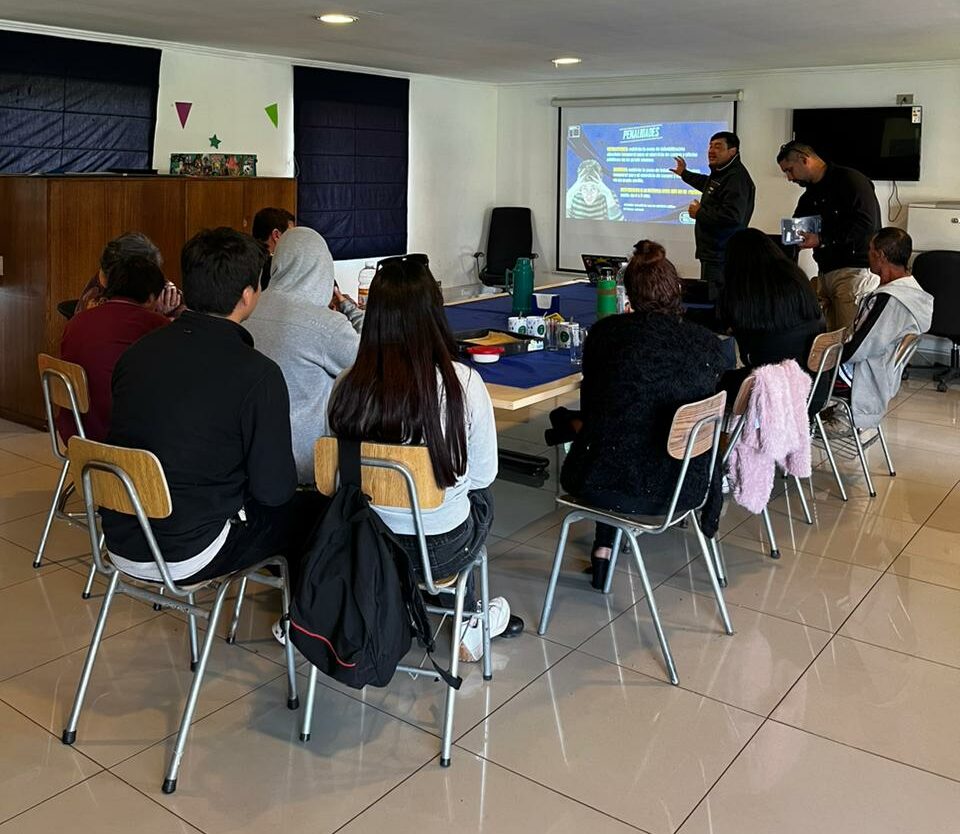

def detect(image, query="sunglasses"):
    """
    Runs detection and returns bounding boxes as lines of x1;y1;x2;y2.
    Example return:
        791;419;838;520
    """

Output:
375;253;430;271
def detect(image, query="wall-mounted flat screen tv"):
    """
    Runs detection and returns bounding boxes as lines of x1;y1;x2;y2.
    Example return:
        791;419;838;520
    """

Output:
791;106;922;181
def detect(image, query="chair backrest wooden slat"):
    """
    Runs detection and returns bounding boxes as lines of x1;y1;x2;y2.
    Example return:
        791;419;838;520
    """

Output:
314;438;445;509
38;354;90;413
806;328;847;375
667;392;727;461
68;437;172;519
731;376;754;418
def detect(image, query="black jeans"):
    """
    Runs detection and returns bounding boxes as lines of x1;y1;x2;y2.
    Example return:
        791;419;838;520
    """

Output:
182;491;328;585
393;488;494;610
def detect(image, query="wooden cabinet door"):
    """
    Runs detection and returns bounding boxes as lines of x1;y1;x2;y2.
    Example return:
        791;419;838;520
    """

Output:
115;179;186;283
241;179;297;235
184;180;245;239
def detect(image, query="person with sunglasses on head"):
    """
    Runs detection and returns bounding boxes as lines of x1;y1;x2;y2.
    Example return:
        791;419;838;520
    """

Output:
327;254;523;662
244;227;364;484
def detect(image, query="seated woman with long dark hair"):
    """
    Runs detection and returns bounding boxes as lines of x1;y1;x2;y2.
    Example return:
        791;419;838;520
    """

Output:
327;256;521;662
717;228;826;403
560;241;727;590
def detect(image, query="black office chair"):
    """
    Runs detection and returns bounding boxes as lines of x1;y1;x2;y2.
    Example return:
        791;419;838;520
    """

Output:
57;299;79;320
913;250;960;392
473;207;537;287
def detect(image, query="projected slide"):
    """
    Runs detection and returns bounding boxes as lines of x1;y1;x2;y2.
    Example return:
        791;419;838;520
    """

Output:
565;120;727;225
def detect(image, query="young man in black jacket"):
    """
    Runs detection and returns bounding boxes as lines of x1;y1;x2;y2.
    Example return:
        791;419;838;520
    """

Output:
102;227;325;584
670;131;756;300
777;140;881;332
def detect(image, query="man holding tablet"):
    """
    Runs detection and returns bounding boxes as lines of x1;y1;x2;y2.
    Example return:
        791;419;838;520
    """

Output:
669;131;755;300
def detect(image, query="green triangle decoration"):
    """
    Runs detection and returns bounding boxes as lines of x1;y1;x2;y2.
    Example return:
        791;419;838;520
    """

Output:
265;103;279;129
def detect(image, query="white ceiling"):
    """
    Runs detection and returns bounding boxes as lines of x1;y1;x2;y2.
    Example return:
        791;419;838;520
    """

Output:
3;0;960;82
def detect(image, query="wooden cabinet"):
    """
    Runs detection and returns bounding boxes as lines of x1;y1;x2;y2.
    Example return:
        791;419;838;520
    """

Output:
0;175;296;427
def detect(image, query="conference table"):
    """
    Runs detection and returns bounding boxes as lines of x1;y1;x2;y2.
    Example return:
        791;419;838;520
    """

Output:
444;279;719;410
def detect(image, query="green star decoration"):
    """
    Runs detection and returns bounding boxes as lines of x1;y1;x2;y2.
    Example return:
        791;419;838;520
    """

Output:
208;134;222;149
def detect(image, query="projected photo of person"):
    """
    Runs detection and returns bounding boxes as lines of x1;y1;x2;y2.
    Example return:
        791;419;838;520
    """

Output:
565;159;624;221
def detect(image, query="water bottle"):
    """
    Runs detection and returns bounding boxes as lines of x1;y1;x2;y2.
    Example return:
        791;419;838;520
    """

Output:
357;261;376;309
615;265;627;314
596;268;617;319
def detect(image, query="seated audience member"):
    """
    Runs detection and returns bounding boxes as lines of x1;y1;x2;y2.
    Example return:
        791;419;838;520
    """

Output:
244;227;364;483
717;228;826;405
101;228;325;584
327;255;522;661
58;256;171;443
560;241;727;590
251;207;295;291
837;227;933;428
76;232;181;315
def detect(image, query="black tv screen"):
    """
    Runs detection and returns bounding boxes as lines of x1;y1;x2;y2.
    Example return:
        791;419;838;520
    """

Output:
791;106;922;182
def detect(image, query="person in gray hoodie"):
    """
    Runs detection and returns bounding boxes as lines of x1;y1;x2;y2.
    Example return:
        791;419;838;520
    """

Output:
244;226;364;482
838;227;933;429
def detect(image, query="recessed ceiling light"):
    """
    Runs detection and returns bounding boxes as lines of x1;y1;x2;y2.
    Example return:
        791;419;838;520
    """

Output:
552;57;582;66
316;13;358;24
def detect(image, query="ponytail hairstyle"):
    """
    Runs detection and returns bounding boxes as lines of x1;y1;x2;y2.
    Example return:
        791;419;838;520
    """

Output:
328;256;467;487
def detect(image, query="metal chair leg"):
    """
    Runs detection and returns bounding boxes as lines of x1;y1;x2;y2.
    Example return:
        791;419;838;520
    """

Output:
877;424;896;476
278;560;299;710
300;665;320;742
815;414;848;501
761;506;781;559
623;530;678;685
81;560;97;599
793;476;813;525
162;581;232;794
709;537;727;587
62;570;120;745
35;460;70;568
226;575;248;645
478;547;493;681
602;528;623;594
537;515;574;635
690;514;734;636
440;569;469;767
186;592;199;672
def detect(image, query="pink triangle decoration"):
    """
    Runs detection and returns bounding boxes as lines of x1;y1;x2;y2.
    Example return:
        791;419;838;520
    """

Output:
175;102;193;129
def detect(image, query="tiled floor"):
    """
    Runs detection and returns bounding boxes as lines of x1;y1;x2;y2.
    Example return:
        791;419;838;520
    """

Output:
2;380;960;833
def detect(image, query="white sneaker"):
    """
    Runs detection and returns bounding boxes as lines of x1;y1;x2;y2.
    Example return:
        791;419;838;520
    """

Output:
458;596;511;663
271;618;287;646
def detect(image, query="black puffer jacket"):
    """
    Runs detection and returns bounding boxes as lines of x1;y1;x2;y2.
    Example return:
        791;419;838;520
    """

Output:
561;312;726;536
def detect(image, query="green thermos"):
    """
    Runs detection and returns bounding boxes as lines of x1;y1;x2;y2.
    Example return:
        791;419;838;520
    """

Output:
596;278;618;318
505;257;535;316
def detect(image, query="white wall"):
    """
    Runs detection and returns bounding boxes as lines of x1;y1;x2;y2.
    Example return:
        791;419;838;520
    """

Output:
154;49;294;177
153;48;499;294
496;62;960;278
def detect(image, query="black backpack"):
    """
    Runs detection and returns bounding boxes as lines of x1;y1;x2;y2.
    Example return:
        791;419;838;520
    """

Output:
289;439;460;691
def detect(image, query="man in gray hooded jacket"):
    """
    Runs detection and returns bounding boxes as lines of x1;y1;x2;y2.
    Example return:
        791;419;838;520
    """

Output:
244;227;364;482
838;227;933;429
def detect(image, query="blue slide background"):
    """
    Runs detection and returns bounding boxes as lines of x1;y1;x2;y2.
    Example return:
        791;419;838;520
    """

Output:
566;120;728;224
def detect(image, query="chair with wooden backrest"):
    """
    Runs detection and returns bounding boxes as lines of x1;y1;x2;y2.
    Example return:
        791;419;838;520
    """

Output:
62;437;299;795
300;438;493;768
537;392;733;686
36;354;99;598
805;329;850;501
828;331;922;497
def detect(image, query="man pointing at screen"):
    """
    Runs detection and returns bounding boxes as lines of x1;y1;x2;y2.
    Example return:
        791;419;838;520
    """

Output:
669;131;755;300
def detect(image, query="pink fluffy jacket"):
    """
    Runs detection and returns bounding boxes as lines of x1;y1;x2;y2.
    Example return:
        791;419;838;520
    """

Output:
727;360;813;514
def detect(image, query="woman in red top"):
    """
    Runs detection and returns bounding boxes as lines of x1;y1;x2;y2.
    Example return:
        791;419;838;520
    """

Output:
58;256;171;443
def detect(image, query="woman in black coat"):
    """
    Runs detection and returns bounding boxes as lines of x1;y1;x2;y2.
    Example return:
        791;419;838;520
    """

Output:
717;229;826;407
560;241;727;589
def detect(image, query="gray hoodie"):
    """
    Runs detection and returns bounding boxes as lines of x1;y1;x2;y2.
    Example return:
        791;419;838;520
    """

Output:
844;275;933;429
244;227;364;482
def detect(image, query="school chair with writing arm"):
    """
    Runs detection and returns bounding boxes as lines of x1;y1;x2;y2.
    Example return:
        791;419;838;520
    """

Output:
61;437;299;795
302;438;494;767
537;392;733;686
35;354;99;598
